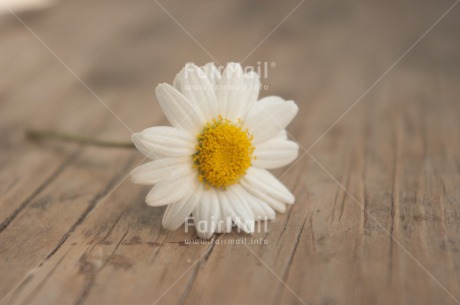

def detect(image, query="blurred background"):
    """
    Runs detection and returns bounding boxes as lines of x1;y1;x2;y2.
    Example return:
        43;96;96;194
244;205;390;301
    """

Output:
1;0;460;304
1;0;458;141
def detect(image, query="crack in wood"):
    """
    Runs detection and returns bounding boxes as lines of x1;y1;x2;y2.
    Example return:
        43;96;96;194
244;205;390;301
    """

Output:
0;148;82;234
43;156;137;262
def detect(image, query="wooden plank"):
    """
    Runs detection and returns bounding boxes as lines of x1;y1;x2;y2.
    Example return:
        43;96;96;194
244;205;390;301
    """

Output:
0;0;459;304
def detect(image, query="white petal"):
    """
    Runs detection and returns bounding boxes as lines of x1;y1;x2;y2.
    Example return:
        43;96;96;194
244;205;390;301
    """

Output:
243;167;295;204
193;188;220;239
233;184;275;221
241;71;261;117
130;158;192;185
131;126;196;159
217;63;257;121
225;186;255;233
216;193;233;233
155;83;205;133
172;63;217;122
273;130;288;141
201;62;221;90
245;96;298;144
254;199;276;221
240;179;287;213
162;186;202;230
253;139;299;169
146;173;197;206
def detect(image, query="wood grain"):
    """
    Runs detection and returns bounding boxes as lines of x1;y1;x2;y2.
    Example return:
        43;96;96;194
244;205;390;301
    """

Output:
0;0;459;304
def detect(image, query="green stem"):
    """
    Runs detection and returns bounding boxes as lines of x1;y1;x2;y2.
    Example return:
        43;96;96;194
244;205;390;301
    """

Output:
26;129;135;149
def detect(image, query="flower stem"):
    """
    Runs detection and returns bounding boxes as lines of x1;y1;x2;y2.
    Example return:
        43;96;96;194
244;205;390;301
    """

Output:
26;129;135;149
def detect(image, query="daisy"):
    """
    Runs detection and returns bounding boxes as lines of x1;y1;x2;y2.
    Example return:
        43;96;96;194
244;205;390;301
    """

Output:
131;62;299;239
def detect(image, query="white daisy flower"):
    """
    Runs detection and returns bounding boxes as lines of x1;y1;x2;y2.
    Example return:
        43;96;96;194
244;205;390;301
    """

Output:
131;62;299;239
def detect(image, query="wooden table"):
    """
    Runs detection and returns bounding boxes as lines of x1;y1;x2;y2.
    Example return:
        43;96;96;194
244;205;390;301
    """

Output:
1;0;460;304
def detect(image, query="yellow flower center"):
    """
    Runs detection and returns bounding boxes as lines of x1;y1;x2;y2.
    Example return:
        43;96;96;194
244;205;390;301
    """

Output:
193;116;254;189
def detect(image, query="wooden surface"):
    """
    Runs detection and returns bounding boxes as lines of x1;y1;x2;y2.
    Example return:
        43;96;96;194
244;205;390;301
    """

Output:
1;0;460;304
